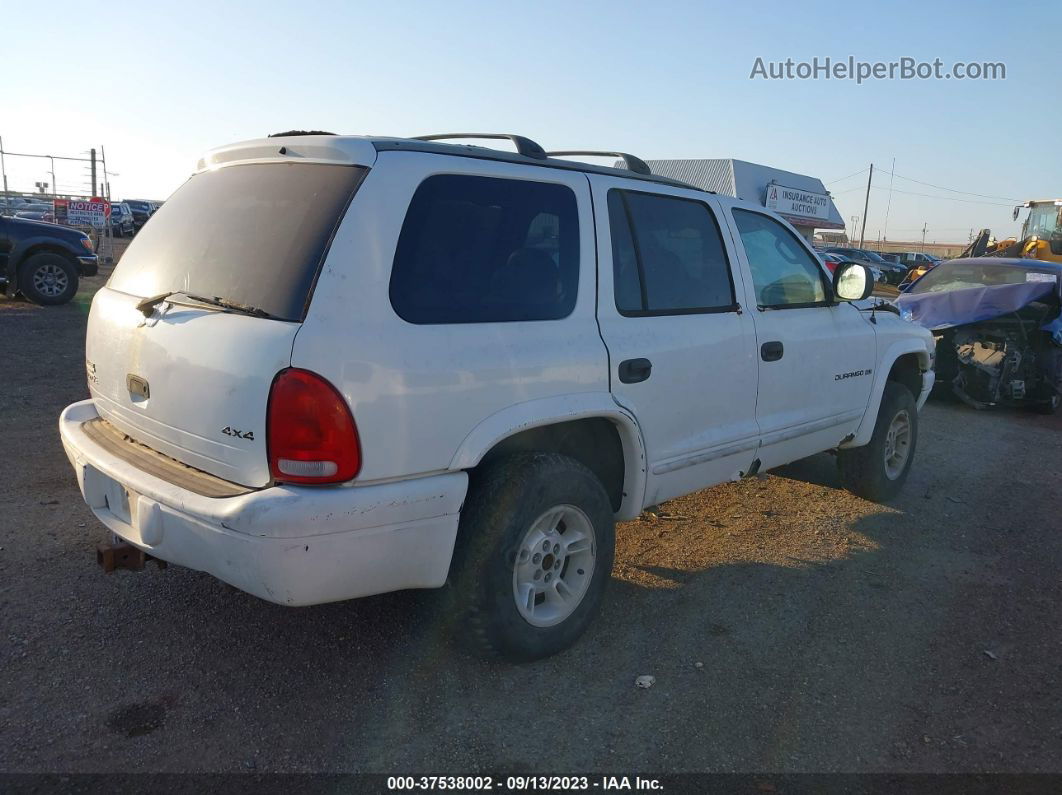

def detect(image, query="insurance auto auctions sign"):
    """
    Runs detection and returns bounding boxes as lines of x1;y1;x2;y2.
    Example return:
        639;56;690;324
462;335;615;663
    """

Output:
54;198;111;227
764;184;831;222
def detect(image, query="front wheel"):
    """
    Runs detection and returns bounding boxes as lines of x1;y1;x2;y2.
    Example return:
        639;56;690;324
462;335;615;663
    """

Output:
838;382;918;502
1031;391;1060;415
19;253;79;305
446;453;615;661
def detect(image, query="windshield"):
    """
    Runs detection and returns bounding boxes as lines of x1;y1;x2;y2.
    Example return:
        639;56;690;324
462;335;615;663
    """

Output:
910;262;1059;294
107;162;365;321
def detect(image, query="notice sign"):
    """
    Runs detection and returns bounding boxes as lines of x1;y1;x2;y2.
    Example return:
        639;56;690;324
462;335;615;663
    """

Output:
765;184;832;222
55;198;111;227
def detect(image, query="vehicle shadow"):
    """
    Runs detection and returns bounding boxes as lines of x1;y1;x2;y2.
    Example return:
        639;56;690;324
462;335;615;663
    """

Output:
22;468;942;774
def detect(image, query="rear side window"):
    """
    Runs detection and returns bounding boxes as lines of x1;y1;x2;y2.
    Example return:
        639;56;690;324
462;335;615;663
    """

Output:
389;175;579;324
107;163;365;321
607;189;736;315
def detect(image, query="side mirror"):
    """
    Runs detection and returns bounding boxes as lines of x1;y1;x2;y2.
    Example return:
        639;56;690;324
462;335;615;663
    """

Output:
833;262;874;301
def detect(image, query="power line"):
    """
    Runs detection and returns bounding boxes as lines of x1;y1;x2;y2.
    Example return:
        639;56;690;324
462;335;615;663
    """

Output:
834;181;1014;207
890;172;1020;203
873;184;1013;206
826;167;869;185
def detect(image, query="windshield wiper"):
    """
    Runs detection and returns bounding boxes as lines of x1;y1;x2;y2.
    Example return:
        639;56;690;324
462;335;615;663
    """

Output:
136;291;274;319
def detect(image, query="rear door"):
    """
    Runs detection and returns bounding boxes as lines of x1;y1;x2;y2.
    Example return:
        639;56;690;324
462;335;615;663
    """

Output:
724;204;876;470
590;176;760;507
87;158;367;487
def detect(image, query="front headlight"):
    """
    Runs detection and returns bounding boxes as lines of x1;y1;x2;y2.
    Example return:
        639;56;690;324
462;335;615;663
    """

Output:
80;236;95;253
898;305;914;323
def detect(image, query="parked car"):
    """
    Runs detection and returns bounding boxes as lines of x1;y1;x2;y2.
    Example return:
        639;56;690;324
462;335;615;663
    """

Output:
121;199;155;230
826;247;905;284
59;132;935;661
896;258;1061;413
819;251;854;273
0;197;36;215
0;215;98;304
14;209;55;223
896;252;941;288
821;250;885;283
109;202;136;237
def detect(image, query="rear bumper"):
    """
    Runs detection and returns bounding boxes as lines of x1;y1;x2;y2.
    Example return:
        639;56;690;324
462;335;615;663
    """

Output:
59;399;467;606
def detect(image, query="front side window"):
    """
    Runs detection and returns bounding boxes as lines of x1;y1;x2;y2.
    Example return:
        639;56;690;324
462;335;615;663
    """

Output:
389;175;579;324
732;209;828;308
607;189;736;315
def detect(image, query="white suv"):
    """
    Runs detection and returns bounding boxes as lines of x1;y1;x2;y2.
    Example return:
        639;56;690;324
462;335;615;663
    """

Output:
60;132;935;660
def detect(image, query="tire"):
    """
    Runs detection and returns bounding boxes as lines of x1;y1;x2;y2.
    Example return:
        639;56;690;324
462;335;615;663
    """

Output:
1031;392;1060;415
444;453;615;662
18;253;79;306
838;382;918;502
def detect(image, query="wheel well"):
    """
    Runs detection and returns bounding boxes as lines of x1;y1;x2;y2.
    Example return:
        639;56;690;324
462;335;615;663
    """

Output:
888;353;923;399
18;244;77;274
480;418;626;511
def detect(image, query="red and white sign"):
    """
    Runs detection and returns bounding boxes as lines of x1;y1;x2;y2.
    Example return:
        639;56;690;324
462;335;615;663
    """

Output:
55;198;111;227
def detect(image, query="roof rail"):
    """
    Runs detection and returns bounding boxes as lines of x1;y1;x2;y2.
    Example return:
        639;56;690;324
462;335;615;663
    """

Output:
412;133;547;160
268;130;337;137
546;151;651;176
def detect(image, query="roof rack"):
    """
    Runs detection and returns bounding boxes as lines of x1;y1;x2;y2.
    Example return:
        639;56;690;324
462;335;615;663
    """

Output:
268;130;337;137
412;133;547;160
546;151;651;176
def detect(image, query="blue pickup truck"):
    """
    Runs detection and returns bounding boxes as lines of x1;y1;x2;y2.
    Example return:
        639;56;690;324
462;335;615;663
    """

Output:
0;215;99;305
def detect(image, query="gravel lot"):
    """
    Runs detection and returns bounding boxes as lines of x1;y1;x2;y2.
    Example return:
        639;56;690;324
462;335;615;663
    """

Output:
1;261;1060;774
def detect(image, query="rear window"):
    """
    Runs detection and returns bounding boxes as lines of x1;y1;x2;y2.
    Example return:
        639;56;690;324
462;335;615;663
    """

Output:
107;162;365;321
389;174;579;324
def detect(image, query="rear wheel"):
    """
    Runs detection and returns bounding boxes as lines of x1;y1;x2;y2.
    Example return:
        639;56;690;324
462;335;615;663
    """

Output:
838;382;918;502
1031;391;1060;415
445;453;615;661
19;253;79;305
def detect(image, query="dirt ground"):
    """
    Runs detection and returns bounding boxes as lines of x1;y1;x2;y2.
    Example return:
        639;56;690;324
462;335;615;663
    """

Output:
0;259;1059;775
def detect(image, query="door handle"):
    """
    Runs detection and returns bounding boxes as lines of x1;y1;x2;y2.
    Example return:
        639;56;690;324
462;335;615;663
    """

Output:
618;358;652;384
760;341;784;362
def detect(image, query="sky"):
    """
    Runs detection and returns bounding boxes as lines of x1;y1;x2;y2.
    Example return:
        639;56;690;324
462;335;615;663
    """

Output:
3;0;1058;245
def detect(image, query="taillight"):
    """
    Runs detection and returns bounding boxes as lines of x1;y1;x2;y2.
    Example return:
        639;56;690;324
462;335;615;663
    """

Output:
267;368;361;484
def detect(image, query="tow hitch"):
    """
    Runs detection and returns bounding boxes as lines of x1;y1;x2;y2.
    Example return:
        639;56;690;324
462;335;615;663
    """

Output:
96;539;168;573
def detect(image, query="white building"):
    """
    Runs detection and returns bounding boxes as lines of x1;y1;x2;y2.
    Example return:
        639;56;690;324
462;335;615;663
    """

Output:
643;159;846;242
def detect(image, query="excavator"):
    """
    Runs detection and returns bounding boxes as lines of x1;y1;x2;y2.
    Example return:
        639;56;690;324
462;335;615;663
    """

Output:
962;199;1062;263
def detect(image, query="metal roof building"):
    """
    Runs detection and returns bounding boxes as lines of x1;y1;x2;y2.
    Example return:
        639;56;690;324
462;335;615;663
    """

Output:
644;159;846;238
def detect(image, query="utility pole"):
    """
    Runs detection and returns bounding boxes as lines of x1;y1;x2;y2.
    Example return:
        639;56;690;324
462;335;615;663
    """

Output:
882;158;895;243
858;163;873;248
0;135;8;198
90;148;97;197
921;223;927;252
101;146;110;200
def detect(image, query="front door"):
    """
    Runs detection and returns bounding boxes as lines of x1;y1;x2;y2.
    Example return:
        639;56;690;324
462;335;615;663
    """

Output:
725;205;877;470
590;176;761;507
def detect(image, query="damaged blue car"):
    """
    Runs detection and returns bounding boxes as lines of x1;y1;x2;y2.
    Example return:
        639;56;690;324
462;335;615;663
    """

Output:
896;258;1062;414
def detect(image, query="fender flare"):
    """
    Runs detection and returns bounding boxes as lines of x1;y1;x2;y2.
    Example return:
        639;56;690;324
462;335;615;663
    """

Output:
844;339;932;448
449;393;648;520
6;237;80;286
